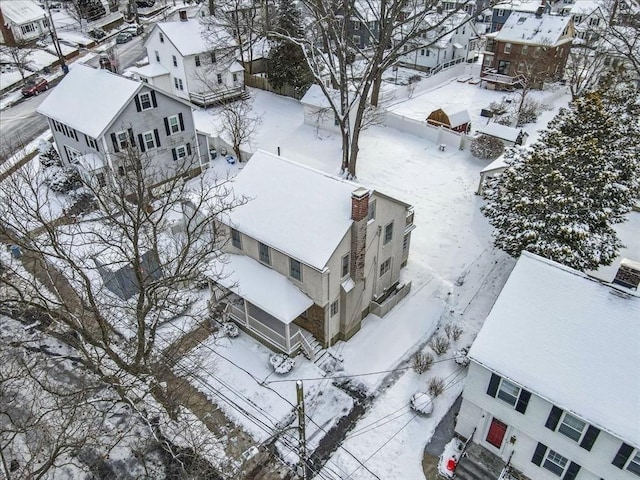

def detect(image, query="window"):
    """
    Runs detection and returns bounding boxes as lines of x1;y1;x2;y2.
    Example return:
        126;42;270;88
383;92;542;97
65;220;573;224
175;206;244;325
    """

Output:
497;378;520;406
159;32;164;43
368;199;376;221
142;131;156;150
155;50;160;62
521;44;528;55
195;55;201;66
420;48;426;56
217;73;223;84
259;242;270;265
138;92;153;110
384;221;393;245
353;35;361;45
290;258;302;281
64;145;80;163
231;228;242;249
330;300;339;316
167;114;181;134
558;413;586;442
342;253;350;277
517;61;525;73
174;145;188;159
115;131;129;150
21;23;36;34
497;8;505;16
589;17;600;26
380;258;391;276
232;73;238;83
95;172;106;187
628;451;640;476
543;449;568;476
403;233;410;252
85;134;98;150
210;51;217;63
172;55;178;67
352;21;360;30
174;78;184;90
504;42;512;54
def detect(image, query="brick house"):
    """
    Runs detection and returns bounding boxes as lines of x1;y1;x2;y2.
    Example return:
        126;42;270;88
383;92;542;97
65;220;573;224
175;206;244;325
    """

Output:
481;11;574;90
204;150;415;359
454;252;640;480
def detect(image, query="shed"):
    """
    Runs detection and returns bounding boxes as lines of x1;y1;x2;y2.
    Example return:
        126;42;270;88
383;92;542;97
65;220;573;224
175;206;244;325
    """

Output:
426;107;471;133
477;154;508;194
476;123;528;146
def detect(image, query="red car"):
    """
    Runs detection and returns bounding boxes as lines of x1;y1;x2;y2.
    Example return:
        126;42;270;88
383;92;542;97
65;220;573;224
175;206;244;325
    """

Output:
21;77;49;97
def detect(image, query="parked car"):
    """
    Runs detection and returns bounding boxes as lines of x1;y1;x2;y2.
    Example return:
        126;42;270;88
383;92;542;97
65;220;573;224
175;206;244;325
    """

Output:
115;32;133;44
136;0;155;7
22;77;49;97
122;24;143;36
90;28;106;40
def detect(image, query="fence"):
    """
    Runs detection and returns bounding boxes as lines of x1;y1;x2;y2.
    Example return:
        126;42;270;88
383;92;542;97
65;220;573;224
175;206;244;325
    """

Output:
243;72;304;100
384;111;469;149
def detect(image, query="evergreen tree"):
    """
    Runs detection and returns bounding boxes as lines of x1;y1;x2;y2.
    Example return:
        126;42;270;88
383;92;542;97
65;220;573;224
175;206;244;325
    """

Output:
482;86;640;271
267;0;312;95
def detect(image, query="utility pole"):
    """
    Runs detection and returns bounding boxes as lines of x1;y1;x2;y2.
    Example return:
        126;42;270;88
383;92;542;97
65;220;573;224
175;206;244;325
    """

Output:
43;0;68;73
296;380;307;480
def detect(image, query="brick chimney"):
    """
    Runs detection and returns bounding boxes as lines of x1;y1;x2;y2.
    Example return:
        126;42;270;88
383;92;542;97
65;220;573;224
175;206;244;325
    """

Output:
613;259;640;290
179;9;188;21
350;187;369;282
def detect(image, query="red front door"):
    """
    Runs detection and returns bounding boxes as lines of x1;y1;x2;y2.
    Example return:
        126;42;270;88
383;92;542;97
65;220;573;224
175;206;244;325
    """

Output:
486;418;508;449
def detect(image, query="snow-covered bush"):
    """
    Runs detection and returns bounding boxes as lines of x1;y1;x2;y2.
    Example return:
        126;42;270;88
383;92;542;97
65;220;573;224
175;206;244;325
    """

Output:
222;322;239;338
444;324;463;341
64;191;97;217
517;98;543;126
269;353;295;374
412;352;434;374
428;376;446;397
470;134;505;160
429;335;450;356
453;349;470;367
38;141;60;168
44;166;81;193
494;114;515;126
410;392;434;415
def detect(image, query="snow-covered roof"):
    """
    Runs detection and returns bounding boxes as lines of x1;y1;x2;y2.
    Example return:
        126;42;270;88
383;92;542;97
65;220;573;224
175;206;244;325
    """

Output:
469;252;640;447
229;61;244;73
76;152;105;171
209;254;313;323
428;107;470;127
480;154;508;173
37;65;142;139
570;0;600;16
225;150;360;271
476;123;523;142
128;63;170;78
300;84;336;109
154;19;235;57
494;0;543;13
495;12;573;46
1;0;46;25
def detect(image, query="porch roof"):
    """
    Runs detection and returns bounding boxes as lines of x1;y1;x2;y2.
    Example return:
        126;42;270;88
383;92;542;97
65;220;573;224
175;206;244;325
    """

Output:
209;254;313;324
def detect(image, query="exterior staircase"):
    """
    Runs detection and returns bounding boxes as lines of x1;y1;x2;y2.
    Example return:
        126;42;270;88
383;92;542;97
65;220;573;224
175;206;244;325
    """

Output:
454;442;506;480
298;329;342;371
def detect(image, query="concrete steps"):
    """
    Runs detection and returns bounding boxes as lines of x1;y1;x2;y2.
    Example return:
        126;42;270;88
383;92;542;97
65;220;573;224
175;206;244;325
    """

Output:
455;442;505;480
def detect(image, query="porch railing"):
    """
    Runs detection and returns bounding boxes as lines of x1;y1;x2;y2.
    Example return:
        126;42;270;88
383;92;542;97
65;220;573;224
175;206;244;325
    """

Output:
189;86;244;107
480;70;523;85
228;305;302;355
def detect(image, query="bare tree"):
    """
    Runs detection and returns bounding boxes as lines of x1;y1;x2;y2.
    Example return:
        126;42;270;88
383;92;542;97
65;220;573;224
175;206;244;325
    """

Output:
566;42;609;99
217;97;262;160
0;43;34;83
601;0;640;78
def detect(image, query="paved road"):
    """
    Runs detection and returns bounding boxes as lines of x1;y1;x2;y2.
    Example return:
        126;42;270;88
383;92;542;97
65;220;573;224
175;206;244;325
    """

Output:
0;35;146;163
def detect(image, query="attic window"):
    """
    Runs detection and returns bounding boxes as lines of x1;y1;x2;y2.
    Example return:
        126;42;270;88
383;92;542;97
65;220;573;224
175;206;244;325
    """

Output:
159;32;164;43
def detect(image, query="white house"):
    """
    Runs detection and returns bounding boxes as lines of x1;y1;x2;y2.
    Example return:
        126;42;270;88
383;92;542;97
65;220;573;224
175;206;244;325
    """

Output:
37;64;208;189
205;150;415;359
397;12;480;71
134;12;245;106
455;252;640;480
0;0;49;46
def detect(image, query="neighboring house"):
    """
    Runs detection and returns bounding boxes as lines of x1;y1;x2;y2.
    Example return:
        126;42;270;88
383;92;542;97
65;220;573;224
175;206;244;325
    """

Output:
570;1;606;44
206;150;415;358
481;11;574;90
0;0;49;46
397;12;480;71
455;252;640;480
37;64;209;189
489;0;550;32
475;122;528;146
341;1;380;50
426;107;471;133
134;12;244;107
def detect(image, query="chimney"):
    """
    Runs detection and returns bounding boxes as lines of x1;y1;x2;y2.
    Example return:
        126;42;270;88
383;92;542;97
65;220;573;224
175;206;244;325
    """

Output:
535;6;544;18
613;259;640;290
179;9;188;21
350;187;370;282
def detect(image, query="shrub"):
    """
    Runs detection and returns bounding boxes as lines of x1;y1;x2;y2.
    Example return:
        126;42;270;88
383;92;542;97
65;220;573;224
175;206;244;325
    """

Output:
222;322;239;338
444;324;464;341
453;350;470;367
494;114;515;126
412;352;434;374
39;141;61;168
517;98;543;126
410;392;434;415
428;376;446;397
64;191;97;217
269;354;295;374
470;134;505;160
488;97;511;115
45;166;82;193
429;335;450;356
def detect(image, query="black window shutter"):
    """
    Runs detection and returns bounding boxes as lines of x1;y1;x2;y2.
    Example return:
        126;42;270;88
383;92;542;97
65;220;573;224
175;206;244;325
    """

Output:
128;128;135;146
612;443;633;469
531;442;547;466
95;139;99;152
563;462;581;480
164;117;170;136
487;373;500;398
134;95;141;112
84;134;89;146
545;406;563;430
111;133;119;152
72;129;78;141
138;134;145;153
580;425;600;451
150;90;157;107
178;112;184;131
186;143;192;155
515;389;531;414
171;148;177;161
154;129;160;147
